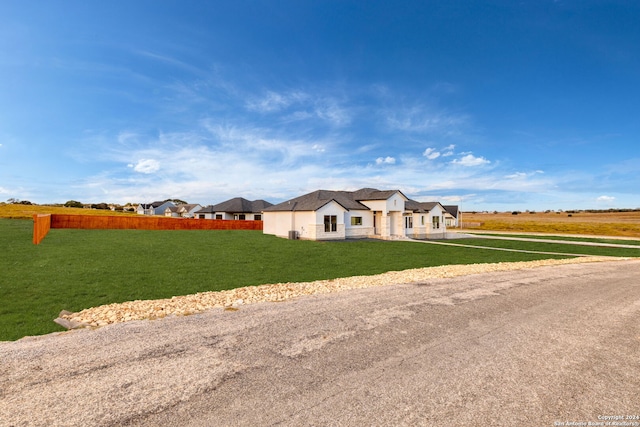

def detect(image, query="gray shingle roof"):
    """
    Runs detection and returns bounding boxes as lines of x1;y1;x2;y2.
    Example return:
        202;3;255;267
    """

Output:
198;197;273;214
264;188;406;212
443;205;459;218
405;200;442;213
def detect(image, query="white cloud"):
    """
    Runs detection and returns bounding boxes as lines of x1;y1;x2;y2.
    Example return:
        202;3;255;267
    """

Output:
596;195;615;203
423;147;441;160
376;156;396;165
245;90;306;113
312;144;325;153
505;170;544;180
117;131;139;145
440;194;473;203
442;144;455;156
129;159;160;174
505;172;527;179
385;107;467;134
451;154;490;167
314;101;351;127
245;90;350;127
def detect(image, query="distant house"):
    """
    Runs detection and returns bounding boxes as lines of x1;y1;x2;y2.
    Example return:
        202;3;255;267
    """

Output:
443;205;460;227
263;188;455;241
164;203;203;218
137;201;176;216
164;206;179;217
195;198;272;220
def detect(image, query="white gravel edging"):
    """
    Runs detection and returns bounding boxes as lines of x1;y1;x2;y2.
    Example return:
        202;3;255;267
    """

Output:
59;257;624;328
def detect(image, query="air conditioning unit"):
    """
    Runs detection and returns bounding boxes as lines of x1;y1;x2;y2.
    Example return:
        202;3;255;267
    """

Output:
288;230;299;240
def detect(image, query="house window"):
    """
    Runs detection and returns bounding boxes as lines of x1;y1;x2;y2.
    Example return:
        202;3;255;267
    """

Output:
239;214;246;220
421;215;425;226
215;214;223;220
198;214;205;219
432;216;440;229
254;214;261;221
405;216;413;229
351;216;362;226
324;215;337;232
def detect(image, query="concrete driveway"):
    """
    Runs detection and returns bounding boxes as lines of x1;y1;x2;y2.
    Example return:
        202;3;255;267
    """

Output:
2;259;639;426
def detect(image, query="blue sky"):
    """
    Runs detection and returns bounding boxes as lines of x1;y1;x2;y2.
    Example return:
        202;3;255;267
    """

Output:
1;1;639;211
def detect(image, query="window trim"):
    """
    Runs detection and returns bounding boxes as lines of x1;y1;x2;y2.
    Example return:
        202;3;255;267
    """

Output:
324;215;337;232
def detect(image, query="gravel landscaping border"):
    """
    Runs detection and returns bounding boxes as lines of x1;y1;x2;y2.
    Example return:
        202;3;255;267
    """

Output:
55;257;627;330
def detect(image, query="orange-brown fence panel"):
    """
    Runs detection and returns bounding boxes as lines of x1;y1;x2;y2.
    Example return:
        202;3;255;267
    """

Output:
32;214;52;245
35;214;263;243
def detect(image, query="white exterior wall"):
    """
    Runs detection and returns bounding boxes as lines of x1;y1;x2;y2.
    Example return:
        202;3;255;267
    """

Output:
360;199;387;214
295;211;318;239
344;209;374;238
313;202;346;240
387;193;408;213
444;212;458;227
406;204;447;239
263;203;348;240
359;192;408;238
263;210;322;239
263;211;304;238
428;205;446;236
409;213;429;238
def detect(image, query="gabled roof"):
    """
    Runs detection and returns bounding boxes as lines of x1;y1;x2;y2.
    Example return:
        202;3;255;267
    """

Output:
443;205;459;218
264;188;407;212
177;203;200;212
197;198;273;214
139;201;173;209
405;200;441;213
196;205;215;214
352;188;406;201
264;190;366;212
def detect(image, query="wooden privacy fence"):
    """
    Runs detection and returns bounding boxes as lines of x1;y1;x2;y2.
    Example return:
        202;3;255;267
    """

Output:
33;214;52;245
33;214;263;244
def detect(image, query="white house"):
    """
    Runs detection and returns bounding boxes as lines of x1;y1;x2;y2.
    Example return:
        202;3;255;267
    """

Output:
164;203;203;218
263;188;453;241
443;205;460;227
195;198;272;220
137;201;176;216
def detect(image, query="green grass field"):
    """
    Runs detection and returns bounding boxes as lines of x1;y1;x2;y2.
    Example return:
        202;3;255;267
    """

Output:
469;233;640;246
2;219;637;341
454;238;640;257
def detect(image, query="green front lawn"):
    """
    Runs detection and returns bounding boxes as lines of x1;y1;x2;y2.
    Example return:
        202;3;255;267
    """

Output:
455;238;640;257
468;233;640;246
0;219;599;341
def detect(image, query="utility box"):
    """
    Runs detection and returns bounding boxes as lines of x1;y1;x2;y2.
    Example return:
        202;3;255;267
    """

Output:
288;230;299;240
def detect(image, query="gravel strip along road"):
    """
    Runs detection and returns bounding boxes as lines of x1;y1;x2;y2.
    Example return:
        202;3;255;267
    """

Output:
2;257;639;427
59;257;621;328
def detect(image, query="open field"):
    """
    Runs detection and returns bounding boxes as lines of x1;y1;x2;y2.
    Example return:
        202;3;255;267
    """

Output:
461;210;640;238
0;203;137;219
3;218;639;341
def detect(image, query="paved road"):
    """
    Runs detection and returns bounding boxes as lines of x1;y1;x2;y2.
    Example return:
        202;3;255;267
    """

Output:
2;259;639;427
